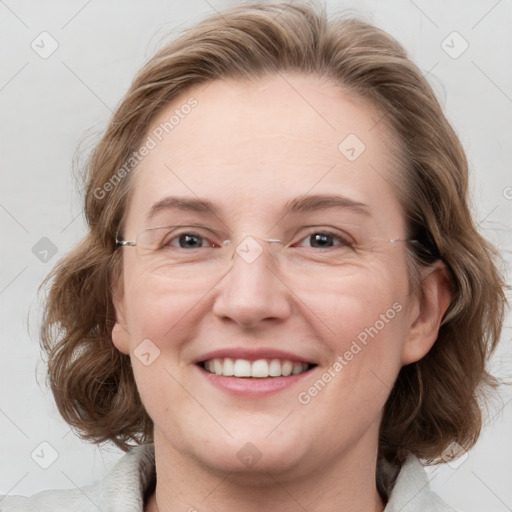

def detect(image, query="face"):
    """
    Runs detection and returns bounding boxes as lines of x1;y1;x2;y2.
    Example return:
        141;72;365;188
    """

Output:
112;73;445;478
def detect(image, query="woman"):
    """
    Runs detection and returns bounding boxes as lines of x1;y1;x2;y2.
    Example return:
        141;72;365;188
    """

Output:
2;2;505;511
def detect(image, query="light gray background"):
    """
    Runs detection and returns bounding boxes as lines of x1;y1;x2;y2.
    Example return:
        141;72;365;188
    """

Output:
1;0;511;510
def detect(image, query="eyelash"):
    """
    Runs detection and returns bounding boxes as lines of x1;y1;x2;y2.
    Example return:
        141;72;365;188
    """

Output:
164;229;354;250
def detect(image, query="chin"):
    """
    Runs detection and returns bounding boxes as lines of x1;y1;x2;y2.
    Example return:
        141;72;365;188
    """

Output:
176;423;310;477
201;440;306;478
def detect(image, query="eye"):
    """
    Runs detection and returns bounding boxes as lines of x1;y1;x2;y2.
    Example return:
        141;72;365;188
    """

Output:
295;231;352;249
167;232;215;249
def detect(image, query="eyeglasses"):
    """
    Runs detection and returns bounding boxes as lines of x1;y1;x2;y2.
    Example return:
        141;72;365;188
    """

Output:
116;225;420;284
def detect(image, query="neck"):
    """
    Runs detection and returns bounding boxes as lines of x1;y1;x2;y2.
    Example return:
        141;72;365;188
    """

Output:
146;431;385;512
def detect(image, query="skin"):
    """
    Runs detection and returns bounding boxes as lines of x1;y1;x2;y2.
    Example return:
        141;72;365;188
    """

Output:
112;73;451;512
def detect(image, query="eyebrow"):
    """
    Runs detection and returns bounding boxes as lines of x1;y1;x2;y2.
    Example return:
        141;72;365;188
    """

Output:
146;196;219;223
145;194;370;222
283;194;370;216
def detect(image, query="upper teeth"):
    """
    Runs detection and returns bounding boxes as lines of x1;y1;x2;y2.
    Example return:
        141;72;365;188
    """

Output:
203;358;310;378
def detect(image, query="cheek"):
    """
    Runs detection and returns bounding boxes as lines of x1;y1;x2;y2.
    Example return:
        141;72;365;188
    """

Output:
121;271;204;433
299;263;410;416
324;298;406;395
309;260;409;347
300;264;408;404
289;277;408;460
122;269;207;346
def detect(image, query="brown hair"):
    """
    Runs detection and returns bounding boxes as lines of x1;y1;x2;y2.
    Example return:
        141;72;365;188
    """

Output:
41;1;506;465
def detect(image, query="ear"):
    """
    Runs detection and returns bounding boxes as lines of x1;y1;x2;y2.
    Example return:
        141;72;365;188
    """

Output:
111;271;131;356
401;261;452;365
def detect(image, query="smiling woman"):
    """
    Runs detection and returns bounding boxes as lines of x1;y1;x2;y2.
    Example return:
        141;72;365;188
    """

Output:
2;1;506;511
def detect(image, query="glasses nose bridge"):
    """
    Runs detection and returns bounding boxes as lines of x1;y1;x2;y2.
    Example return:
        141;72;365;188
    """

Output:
225;234;284;266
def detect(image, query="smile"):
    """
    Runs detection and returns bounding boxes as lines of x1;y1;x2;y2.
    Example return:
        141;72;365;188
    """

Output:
201;358;314;378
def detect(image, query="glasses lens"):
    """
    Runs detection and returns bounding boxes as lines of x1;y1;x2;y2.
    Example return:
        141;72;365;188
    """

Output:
132;226;408;285
135;226;229;280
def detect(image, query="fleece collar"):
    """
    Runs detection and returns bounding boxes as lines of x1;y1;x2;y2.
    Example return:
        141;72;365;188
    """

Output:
1;443;456;511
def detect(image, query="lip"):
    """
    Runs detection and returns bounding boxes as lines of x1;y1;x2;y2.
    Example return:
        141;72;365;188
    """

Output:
193;347;316;365
195;363;316;397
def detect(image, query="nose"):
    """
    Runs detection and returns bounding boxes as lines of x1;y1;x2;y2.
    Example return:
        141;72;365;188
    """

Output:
212;241;292;329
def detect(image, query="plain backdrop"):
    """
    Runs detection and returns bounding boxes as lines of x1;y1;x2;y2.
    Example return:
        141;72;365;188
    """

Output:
1;0;511;510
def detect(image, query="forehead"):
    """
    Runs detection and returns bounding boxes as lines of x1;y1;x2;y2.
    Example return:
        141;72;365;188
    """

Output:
125;73;404;232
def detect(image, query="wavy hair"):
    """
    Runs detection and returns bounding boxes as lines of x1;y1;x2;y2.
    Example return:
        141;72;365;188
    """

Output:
40;1;506;465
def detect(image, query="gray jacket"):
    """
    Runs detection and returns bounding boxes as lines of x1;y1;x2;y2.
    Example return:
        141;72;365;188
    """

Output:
0;444;457;511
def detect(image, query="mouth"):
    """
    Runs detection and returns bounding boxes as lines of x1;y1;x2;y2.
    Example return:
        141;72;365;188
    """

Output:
199;357;317;378
194;348;318;396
